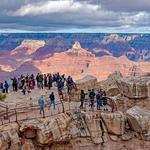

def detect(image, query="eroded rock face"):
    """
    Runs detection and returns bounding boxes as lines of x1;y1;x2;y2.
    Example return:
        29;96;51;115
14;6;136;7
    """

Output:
126;106;150;140
0;123;21;150
20;113;72;145
0;109;150;150
116;76;150;99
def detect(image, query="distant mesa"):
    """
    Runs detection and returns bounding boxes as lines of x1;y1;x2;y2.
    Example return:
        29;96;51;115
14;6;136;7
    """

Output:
11;40;45;56
0;38;150;81
101;34;139;44
66;41;95;57
72;41;82;50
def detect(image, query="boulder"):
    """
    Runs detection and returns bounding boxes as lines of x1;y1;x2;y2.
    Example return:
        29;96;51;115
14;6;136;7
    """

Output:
126;106;150;140
84;112;103;144
116;76;150;99
20;113;72;145
101;111;125;135
76;75;98;90
99;71;122;97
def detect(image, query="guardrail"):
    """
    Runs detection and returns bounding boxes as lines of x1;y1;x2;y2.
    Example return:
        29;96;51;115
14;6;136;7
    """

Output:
0;102;9;118
0;97;117;126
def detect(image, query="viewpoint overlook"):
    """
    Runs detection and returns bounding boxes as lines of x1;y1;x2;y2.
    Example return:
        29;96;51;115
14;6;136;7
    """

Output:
0;33;150;150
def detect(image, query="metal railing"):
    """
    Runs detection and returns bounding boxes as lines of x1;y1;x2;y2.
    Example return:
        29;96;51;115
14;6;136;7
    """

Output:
0;102;9;118
0;98;117;126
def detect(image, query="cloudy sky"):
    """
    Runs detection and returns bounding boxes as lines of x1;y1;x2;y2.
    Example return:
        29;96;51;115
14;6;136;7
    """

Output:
0;0;150;33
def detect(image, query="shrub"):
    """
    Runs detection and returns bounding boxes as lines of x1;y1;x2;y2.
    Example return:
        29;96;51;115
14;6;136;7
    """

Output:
0;93;6;102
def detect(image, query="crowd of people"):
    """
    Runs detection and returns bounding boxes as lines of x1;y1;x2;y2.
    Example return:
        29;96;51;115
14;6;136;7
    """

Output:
38;87;108;117
79;88;107;111
0;73;74;95
0;72;109;117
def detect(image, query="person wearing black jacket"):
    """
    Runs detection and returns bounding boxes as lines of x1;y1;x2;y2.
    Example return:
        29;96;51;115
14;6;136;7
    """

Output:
49;92;55;109
11;77;18;92
89;89;95;108
80;90;85;109
48;74;53;90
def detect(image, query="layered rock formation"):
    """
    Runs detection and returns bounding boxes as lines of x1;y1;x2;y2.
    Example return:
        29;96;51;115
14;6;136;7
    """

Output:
0;40;150;81
11;40;45;56
0;75;150;149
0;107;150;150
66;41;95;57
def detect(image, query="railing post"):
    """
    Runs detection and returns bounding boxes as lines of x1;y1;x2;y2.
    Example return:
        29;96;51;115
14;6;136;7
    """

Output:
59;90;65;113
43;107;45;118
6;107;8;119
57;103;60;114
1;118;3;125
15;103;19;124
15;109;18;122
68;101;70;111
60;98;65;113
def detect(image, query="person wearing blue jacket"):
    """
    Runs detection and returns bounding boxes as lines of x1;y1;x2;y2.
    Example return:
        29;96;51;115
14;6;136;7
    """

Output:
4;81;9;93
38;95;45;117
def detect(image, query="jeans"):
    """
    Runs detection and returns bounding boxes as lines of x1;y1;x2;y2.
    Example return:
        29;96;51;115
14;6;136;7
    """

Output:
97;101;102;110
40;106;45;115
80;100;84;108
49;100;55;109
90;99;94;107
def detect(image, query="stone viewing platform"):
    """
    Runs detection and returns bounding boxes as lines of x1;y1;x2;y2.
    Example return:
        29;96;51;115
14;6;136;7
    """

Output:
0;73;150;150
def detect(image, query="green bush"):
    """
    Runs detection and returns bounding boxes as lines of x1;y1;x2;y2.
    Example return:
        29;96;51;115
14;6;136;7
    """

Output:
0;93;6;101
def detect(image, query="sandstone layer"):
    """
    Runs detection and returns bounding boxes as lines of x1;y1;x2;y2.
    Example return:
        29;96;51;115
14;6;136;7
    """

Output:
0;107;150;150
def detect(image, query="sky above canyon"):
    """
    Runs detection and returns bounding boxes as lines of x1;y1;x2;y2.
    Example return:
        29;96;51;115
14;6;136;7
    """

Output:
0;0;149;33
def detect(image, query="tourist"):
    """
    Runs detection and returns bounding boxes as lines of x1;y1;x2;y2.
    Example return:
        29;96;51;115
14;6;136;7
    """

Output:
88;89;91;106
89;89;95;108
39;74;44;89
3;80;9;93
30;74;35;89
25;74;30;88
11;77;18;92
57;79;63;93
36;73;40;88
29;78;34;90
48;74;53;90
44;74;48;88
67;76;74;93
18;75;23;89
96;89;103;110
49;92;56;109
22;84;27;95
102;96;108;111
0;81;3;93
80;90;85;109
38;95;45;117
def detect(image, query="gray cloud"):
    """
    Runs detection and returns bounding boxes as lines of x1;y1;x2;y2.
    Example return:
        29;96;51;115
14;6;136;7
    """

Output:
0;0;149;32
